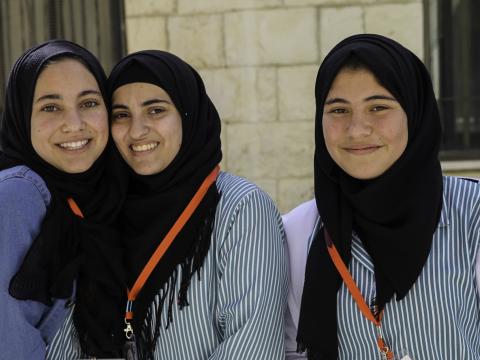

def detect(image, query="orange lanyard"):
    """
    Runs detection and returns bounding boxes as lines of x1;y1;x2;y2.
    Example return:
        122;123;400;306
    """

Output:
324;229;394;360
124;166;219;339
67;166;220;341
68;197;84;218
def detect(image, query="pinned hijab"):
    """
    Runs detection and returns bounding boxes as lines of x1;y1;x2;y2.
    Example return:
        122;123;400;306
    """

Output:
0;40;126;357
297;34;443;359
109;51;222;359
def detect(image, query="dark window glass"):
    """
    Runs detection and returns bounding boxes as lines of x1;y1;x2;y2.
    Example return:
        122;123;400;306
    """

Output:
0;0;125;115
427;0;480;160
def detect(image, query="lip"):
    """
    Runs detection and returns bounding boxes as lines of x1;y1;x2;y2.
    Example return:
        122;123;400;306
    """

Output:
55;138;92;152
343;144;383;155
129;141;159;155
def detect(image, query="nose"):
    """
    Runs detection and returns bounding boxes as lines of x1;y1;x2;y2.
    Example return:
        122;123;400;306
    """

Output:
61;110;85;132
129;115;149;140
346;111;372;138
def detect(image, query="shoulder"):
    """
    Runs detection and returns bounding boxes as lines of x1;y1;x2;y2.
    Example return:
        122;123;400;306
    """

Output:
282;199;318;236
0;166;51;233
0;165;51;207
215;171;278;218
442;176;479;219
282;199;318;254
214;171;283;241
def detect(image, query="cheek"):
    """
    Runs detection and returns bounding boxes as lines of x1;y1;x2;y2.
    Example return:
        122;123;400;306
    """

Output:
111;123;126;148
379;115;409;148
322;118;341;148
30;116;54;144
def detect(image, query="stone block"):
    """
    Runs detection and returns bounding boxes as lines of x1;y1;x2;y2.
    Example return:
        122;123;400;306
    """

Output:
278;65;317;122
168;15;224;68
124;0;175;17
178;0;281;14
365;2;424;60
126;17;167;53
320;6;364;58
199;67;277;123
226;122;314;179
225;8;318;66
278;178;314;213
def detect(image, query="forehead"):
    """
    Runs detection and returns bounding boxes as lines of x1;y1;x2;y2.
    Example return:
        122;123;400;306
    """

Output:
112;82;172;103
328;68;390;97
34;58;99;92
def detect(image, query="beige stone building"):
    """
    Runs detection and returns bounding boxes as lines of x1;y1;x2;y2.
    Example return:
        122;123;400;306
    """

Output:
1;0;478;212
123;0;480;211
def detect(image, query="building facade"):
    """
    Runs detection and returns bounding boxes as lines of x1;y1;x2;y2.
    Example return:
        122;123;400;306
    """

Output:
0;0;478;211
124;0;480;211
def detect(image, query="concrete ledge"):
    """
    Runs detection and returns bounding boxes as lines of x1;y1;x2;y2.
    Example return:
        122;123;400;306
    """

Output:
441;160;480;172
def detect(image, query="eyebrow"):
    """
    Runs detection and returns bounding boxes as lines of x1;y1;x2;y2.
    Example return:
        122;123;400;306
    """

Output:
35;89;102;103
111;98;170;111
324;94;397;105
79;89;102;97
142;98;170;106
35;94;62;103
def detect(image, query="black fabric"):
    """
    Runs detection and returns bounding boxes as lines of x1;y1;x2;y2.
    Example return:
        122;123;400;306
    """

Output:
108;51;222;359
297;34;443;359
0;40;127;357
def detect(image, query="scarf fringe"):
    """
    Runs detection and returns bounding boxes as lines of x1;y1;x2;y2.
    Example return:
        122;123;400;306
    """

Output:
296;342;332;360
137;189;220;360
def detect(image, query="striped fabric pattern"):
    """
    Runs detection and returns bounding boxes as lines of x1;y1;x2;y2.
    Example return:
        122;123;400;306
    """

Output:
304;176;480;359
46;171;288;359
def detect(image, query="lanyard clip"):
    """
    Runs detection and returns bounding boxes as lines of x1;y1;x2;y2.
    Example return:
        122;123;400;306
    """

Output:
376;326;394;360
124;318;134;340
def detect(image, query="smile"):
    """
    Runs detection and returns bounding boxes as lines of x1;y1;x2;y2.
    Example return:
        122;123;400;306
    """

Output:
57;139;90;150
344;145;383;154
130;142;159;152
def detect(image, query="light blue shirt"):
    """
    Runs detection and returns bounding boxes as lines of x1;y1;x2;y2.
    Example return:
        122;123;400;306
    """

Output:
284;176;480;359
0;165;70;360
47;171;289;359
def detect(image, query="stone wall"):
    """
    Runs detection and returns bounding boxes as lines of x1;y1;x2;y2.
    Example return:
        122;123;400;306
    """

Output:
124;0;425;212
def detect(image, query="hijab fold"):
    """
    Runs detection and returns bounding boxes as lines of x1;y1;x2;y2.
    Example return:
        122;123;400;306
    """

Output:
108;51;222;359
0;40;127;357
297;34;443;359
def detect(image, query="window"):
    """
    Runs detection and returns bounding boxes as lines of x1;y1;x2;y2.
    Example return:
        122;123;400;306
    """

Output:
426;0;480;160
0;0;125;115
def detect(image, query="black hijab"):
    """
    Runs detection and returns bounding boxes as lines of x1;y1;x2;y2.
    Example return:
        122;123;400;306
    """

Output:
108;50;222;359
297;34;443;359
0;40;126;357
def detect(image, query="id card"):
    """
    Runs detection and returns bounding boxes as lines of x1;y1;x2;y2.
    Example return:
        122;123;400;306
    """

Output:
397;349;414;360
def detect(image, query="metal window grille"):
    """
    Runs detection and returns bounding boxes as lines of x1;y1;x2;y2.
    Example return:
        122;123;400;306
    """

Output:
426;0;480;160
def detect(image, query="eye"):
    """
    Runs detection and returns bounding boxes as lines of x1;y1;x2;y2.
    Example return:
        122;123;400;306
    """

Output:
112;112;129;121
149;107;166;116
81;100;100;108
327;107;348;114
371;105;390;112
41;104;60;112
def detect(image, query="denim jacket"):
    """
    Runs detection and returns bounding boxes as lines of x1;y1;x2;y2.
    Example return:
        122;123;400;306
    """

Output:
0;165;70;359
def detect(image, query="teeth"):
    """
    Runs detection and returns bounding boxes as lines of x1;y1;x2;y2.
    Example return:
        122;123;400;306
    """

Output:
131;142;158;152
59;139;89;150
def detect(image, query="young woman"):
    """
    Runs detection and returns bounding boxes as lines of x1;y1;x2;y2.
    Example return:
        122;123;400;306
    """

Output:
0;40;126;359
284;34;480;359
107;50;288;359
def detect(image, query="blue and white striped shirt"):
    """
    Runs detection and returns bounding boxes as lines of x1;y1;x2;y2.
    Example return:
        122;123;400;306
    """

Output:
284;176;480;359
47;171;288;359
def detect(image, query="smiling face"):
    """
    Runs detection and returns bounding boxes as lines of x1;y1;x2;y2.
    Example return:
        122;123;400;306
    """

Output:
30;58;108;173
322;67;408;180
111;82;183;176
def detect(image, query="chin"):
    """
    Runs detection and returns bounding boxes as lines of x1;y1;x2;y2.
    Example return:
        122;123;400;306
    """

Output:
59;162;95;174
342;167;384;180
